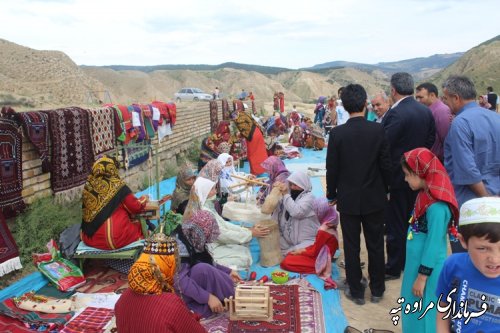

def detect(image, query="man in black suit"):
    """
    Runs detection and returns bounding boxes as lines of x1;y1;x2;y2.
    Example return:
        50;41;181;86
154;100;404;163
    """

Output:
383;72;436;279
326;84;392;305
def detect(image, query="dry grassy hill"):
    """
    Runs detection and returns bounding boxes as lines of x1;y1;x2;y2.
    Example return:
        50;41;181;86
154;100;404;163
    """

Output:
428;35;500;93
0;39;104;109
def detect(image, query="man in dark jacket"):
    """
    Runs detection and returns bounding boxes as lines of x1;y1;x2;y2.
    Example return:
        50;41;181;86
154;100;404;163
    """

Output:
383;72;436;279
326;84;392;305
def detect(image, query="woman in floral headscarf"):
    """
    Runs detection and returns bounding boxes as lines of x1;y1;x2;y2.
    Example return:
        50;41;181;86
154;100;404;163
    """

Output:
256;156;290;206
115;233;206;333
81;156;147;250
174;209;239;318
171;163;197;215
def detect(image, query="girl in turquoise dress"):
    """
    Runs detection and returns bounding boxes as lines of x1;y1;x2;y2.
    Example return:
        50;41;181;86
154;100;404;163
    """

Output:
400;148;459;333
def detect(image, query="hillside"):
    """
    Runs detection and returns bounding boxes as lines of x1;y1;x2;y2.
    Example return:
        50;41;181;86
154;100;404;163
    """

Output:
0;39;104;109
428;35;500;94
310;53;463;80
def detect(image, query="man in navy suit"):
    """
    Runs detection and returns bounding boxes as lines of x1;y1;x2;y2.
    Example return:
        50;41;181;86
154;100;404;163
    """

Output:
383;72;436;280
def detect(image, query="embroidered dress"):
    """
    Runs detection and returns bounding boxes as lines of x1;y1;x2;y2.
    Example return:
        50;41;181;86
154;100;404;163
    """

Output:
400;148;459;333
81;156;146;250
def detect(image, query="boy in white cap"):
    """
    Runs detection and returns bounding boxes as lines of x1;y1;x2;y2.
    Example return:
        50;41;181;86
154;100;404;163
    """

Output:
435;197;500;333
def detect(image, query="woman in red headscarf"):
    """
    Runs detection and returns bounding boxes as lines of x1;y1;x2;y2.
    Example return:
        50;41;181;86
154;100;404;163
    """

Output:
399;148;459;333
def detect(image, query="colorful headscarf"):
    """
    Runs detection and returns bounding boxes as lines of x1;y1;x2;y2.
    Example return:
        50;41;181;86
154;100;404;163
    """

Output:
182;210;220;253
291;126;303;142
128;232;178;295
233;111;257;141
404;148;459;233
198;159;223;183
217;141;231;154
313;198;339;238
256;156;290;205
171;163;196;211
81;156;131;237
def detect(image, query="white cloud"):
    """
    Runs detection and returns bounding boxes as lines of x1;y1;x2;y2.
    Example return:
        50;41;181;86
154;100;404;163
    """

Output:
0;0;498;68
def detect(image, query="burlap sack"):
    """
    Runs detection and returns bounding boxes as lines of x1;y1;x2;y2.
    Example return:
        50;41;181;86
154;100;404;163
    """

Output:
260;186;282;214
257;219;282;267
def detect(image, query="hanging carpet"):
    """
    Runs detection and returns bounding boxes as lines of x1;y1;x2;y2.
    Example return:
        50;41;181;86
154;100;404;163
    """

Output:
0;114;26;217
122;140;151;170
16;111;51;173
209;100;219;133
88;107;115;157
47;107;94;194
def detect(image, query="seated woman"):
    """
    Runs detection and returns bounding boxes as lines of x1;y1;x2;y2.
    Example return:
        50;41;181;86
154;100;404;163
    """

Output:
187;177;269;269
174;209;239;318
281;197;339;273
303;118;325;150
198;136;219;171
265;171;320;254
171;163;197;215
81;156;147;250
288;125;304;147
115;233;206;333
256;156;290;206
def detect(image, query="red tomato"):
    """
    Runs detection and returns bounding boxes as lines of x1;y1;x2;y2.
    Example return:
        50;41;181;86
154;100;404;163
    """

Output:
249;271;257;280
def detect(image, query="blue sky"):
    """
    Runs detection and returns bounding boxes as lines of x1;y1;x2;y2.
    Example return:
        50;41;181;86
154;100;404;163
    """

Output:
1;0;499;69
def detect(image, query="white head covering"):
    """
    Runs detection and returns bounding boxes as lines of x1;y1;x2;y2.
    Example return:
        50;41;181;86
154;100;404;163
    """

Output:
193;177;216;207
287;171;312;192
460;197;500;226
217;153;236;186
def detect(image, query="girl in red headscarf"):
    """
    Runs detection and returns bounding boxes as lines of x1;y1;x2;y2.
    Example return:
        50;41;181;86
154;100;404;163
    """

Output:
399;148;459;333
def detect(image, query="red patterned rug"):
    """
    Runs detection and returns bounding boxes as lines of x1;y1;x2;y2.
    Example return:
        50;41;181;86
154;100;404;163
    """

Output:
0;212;22;277
227;284;301;333
47;107;94;193
17;111;51;173
202;280;326;333
0;314;34;333
222;99;231;121
76;266;128;294
0;115;25;217
210;101;219;133
88;107;115;157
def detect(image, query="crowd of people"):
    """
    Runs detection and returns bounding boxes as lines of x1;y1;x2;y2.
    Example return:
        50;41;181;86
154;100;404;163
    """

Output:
78;73;499;333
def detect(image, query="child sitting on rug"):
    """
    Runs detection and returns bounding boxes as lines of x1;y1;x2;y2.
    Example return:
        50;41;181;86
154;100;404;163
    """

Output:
280;197;339;274
436;197;500;333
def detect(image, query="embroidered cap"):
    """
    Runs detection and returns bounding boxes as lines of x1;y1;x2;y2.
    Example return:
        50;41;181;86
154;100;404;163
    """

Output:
459;197;500;226
143;232;177;255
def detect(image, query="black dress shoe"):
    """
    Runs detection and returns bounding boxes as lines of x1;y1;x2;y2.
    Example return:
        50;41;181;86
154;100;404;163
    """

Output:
371;294;384;303
344;289;365;305
384;273;400;281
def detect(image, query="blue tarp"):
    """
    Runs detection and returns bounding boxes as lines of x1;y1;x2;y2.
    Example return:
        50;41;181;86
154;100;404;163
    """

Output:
1;147;348;332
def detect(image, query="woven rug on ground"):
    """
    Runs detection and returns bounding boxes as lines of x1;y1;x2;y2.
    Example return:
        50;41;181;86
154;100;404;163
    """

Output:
202;280;325;333
0;118;25;217
61;307;114;333
47;107;94;193
210;101;219;133
227;284;301;333
17;111;51;173
0;313;34;333
88;107;116;157
0;212;22;277
0;298;74;331
76;266;128;294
